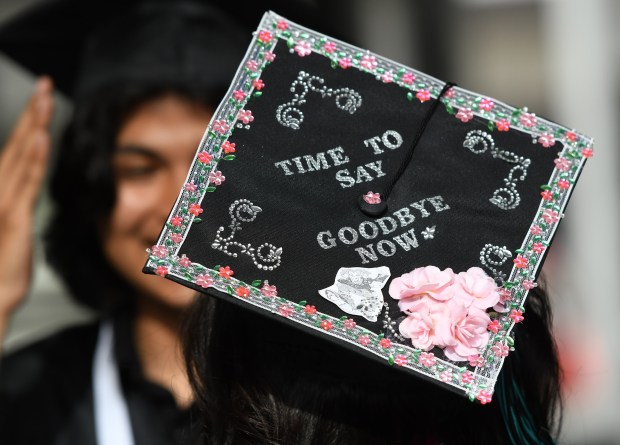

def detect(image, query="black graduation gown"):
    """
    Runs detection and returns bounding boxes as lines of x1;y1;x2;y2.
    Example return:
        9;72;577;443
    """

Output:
0;313;200;445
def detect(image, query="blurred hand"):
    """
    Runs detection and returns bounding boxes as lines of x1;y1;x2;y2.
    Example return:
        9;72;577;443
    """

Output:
0;77;54;337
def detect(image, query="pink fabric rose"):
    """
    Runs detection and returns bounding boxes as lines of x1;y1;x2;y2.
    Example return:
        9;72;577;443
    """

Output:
398;297;452;350
389;266;456;313
454;267;499;310
443;305;491;362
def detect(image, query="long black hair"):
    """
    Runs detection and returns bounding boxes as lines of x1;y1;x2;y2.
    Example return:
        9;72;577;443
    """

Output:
45;82;222;313
184;283;562;444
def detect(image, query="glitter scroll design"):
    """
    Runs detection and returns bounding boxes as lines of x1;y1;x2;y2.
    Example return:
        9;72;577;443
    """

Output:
276;71;362;130
211;199;283;271
463;130;531;211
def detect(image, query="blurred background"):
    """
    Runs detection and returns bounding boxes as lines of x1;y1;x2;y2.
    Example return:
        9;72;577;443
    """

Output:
1;0;618;443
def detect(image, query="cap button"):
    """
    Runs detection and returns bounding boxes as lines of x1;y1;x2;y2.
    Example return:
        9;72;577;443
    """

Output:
359;192;387;217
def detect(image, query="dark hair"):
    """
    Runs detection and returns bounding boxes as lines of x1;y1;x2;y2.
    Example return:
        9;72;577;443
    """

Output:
184;282;562;444
45;82;223;312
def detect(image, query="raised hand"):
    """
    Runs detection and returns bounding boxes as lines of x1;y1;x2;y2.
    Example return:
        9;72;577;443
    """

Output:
0;77;54;345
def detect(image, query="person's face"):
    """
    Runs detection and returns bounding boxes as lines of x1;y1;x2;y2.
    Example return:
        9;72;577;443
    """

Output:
101;94;211;310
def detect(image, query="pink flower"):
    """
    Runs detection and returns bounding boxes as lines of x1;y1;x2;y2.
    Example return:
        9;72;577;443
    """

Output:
530;225;543;236
178;255;191;268
399;300;451;350
395;354;408;367
379;338;392;349
185;182;197;192
236;287;250;298
156;266;168;277
554;157;572;172
363;191;381;204
440;370;453;383
209;170;226;186
278;304;295;317
492;343;510;357
258;30;273;44
402;72;415;85
498;288;512;303
360;54;377;70
171;216;183;227
357;335;371;346
416;89;431;102
263;51;276;62
339;57;352;69
323;41;336;53
245;60;259;71
151;245;168;259
198;152;212;164
381;72;393;83
320;320;333;331
477;390;493;405
538;133;556;148
542;209;560;224
582;147;594;158
343;319;356;330
479;98;495;112
212;120;230;134
513;255;528;269
510;309;524;323
260;282;277;297
304;305;317;315
540;190;553;201
389;266;456;308
519;112;537;128
487;320;501;333
496;119;510;132
170;233;183;244
557;179;570;190
219;266;234;279
531;243;545;254
468;354;484;368
233;90;246;101
276;20;288;30
443;305;491;362
456;108;474;123
237;109;254;124
454;267;499;310
294;40;312;57
222;141;236;154
253;79;265;90
522;280;537;291
419;352;436;368
462;371;474;384
188;204;203;217
565;131;577;142
196;274;213;288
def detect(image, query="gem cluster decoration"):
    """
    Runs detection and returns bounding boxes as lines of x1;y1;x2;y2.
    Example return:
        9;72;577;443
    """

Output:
145;11;594;404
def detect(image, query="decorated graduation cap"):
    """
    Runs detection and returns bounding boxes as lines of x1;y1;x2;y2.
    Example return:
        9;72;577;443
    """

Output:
144;12;593;403
0;0;250;99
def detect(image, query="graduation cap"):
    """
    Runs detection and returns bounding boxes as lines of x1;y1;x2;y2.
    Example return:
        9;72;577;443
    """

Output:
0;0;251;99
144;11;593;403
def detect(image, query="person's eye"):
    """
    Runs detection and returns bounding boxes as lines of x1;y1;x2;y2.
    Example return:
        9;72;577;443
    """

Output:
115;164;158;180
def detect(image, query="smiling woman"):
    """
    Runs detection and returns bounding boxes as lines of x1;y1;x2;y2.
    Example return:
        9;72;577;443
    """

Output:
0;1;249;443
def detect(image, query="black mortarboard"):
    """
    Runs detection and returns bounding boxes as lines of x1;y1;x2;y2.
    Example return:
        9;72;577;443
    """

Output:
144;12;593;403
0;0;250;99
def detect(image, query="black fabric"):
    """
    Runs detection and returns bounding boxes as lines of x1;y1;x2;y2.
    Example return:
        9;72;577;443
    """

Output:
0;314;198;445
179;42;559;335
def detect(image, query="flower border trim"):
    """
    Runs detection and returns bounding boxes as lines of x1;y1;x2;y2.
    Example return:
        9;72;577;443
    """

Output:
144;11;593;404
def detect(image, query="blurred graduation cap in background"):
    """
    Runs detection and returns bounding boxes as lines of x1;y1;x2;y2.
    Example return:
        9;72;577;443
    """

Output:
0;0;324;100
143;11;593;403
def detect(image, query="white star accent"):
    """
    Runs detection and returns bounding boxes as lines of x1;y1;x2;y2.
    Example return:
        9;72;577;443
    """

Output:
422;226;436;240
